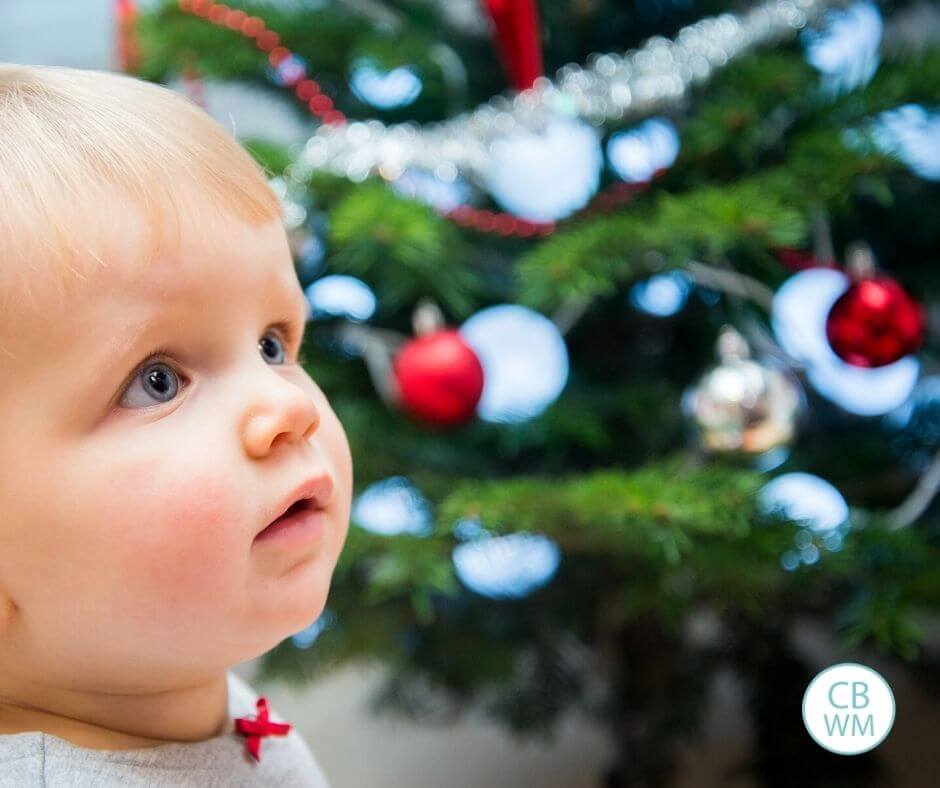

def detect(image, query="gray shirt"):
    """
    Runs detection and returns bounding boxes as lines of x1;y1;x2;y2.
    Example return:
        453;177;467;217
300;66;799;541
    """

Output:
0;672;331;787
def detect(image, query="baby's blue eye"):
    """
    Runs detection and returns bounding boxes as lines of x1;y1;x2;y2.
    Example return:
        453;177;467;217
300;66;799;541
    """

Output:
259;330;287;365
118;330;290;410
119;362;180;409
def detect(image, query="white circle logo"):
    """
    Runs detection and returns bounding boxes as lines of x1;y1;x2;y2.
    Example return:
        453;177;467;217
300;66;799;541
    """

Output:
802;663;895;755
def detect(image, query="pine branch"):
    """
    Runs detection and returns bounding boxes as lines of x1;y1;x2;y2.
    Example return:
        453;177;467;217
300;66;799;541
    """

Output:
327;181;484;317
515;176;806;311
435;453;769;561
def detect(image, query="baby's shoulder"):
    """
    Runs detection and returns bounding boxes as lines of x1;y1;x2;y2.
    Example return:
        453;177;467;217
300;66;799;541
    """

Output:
0;673;331;787
225;670;333;787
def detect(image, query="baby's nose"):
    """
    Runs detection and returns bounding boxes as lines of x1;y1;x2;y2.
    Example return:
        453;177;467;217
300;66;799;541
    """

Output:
241;377;321;458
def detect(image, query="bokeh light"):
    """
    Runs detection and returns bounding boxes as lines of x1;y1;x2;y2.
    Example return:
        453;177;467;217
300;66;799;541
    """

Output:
459;305;570;423
607;117;680;183
305;274;377;322
352;477;433;536
484;119;603;222
629;271;692;317
349;59;423;109
758;472;849;533
452;532;561;599
871;104;940;181
802;1;882;95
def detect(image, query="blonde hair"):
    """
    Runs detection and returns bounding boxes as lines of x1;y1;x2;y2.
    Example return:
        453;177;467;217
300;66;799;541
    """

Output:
0;62;283;314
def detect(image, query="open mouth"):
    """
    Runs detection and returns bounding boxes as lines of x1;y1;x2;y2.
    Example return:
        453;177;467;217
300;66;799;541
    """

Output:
256;473;334;546
253;497;330;545
278;498;310;521
258;498;310;535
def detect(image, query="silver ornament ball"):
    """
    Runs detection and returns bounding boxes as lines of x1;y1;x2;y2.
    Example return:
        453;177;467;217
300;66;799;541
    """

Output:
682;326;804;455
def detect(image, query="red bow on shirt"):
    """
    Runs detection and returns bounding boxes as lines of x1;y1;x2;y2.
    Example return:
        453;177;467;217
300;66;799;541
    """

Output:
234;696;292;762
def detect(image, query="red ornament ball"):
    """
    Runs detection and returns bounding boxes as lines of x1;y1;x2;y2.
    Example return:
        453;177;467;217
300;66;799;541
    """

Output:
825;276;926;367
392;329;485;426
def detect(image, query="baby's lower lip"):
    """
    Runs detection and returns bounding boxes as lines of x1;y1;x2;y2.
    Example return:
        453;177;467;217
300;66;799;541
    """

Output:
253;503;327;547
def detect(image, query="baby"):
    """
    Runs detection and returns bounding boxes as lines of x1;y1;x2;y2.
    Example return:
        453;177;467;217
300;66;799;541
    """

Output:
0;63;353;786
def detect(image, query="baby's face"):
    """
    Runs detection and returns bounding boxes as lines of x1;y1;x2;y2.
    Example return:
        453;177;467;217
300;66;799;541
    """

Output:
0;197;353;691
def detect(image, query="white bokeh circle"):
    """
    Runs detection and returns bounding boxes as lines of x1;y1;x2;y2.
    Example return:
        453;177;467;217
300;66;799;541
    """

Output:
459;304;569;423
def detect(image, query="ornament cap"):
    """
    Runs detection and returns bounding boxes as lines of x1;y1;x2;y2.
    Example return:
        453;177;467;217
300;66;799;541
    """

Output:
716;325;750;362
413;298;446;336
844;241;877;281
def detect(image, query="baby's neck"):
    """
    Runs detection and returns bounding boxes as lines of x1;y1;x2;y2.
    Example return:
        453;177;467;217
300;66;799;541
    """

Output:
0;673;231;751
0;710;203;749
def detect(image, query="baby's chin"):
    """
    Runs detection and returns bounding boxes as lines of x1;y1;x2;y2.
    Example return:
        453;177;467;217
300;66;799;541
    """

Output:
242;562;334;657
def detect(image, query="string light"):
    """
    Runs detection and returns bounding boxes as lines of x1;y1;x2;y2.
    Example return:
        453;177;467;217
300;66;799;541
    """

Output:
294;0;828;185
177;0;830;237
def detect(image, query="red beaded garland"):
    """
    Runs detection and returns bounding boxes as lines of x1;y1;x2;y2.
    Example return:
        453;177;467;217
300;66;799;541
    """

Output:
174;0;651;238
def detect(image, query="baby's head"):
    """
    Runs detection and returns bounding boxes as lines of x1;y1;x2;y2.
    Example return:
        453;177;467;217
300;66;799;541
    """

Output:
0;64;353;697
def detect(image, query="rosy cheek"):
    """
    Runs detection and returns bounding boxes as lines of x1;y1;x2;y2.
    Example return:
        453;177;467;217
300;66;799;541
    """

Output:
101;467;247;615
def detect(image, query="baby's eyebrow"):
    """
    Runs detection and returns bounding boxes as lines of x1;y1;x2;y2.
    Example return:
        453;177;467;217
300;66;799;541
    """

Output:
105;322;152;370
80;320;161;404
266;286;307;328
267;275;309;326
98;275;306;368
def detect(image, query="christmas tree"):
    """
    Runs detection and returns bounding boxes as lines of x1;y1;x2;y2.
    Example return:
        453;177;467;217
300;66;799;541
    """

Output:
128;1;939;784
